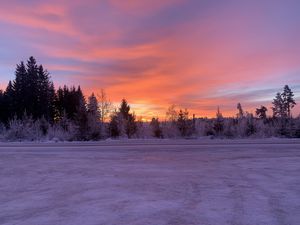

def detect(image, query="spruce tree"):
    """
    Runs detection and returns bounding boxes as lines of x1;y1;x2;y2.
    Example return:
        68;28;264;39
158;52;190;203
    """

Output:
3;81;15;122
126;113;137;138
26;56;39;118
109;111;120;138
74;86;88;140
0;90;4;123
48;82;56;122
37;65;52;120
272;85;296;119
119;99;130;120
13;61;27;118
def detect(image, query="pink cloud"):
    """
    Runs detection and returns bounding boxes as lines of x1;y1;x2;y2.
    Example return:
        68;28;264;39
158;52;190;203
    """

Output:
0;0;299;118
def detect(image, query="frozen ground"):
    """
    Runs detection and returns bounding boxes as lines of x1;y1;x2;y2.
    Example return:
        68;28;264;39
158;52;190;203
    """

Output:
0;139;300;225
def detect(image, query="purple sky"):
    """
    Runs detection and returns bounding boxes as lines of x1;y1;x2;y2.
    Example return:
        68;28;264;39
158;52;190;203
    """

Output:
0;0;300;118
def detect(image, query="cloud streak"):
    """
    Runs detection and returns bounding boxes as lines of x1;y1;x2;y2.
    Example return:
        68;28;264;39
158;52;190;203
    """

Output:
0;0;299;118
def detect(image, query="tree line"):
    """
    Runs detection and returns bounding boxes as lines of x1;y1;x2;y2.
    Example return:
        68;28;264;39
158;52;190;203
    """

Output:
0;57;299;141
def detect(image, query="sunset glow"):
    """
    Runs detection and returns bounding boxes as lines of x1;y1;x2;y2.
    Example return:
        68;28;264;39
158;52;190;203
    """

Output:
0;0;299;118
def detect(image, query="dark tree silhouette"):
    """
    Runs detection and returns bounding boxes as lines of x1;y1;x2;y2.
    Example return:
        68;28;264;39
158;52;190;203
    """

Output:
150;118;163;138
119;99;130;120
109;110;120;138
0;57;299;140
177;109;193;137
272;92;285;118
272;85;296;118
237;103;244;119
108;99;137;138
213;107;224;135
282;85;296;118
13;61;27;118
256;106;268;120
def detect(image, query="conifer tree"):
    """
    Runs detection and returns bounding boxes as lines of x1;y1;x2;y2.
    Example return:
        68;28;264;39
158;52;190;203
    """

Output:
282;85;296;118
177;109;193;137
74;86;88;140
272;85;296;119
37;65;51;119
0;90;4;123
109;110;120;138
119;99;130;120
272;92;286;118
13;61;27;118
213;107;224;136
25;56;39;118
126;113;137;138
3;81;15;122
237;103;244;119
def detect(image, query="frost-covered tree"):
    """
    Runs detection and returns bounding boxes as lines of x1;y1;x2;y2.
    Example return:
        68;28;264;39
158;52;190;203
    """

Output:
98;89;112;123
245;113;256;136
87;93;101;140
5;112;47;141
166;104;178;122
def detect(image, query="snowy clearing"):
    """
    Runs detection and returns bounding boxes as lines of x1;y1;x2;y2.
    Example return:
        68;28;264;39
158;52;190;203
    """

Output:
0;140;300;225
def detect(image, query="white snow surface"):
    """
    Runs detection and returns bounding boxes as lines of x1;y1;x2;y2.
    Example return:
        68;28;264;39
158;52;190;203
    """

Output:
0;139;300;225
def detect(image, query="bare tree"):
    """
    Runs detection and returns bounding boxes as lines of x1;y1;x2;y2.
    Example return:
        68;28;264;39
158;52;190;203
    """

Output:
97;89;112;123
166;104;178;122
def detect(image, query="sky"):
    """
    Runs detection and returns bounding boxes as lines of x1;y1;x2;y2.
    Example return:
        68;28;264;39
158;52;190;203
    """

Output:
0;0;300;119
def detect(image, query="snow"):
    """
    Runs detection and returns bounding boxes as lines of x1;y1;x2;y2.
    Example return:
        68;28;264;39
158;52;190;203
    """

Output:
0;140;300;225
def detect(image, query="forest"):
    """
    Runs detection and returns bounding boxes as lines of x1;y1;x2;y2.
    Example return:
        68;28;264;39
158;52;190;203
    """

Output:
0;57;299;141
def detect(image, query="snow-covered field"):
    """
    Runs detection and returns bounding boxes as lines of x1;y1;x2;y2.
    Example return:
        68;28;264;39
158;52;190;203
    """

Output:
0;139;300;225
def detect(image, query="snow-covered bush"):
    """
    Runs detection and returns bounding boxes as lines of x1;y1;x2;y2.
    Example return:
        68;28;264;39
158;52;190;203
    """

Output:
5;115;46;141
48;120;77;142
161;121;180;138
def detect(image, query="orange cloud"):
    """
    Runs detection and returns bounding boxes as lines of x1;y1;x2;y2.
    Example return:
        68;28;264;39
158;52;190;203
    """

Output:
0;0;299;119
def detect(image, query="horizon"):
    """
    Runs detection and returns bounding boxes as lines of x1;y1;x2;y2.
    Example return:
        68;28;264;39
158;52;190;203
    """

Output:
0;0;300;118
